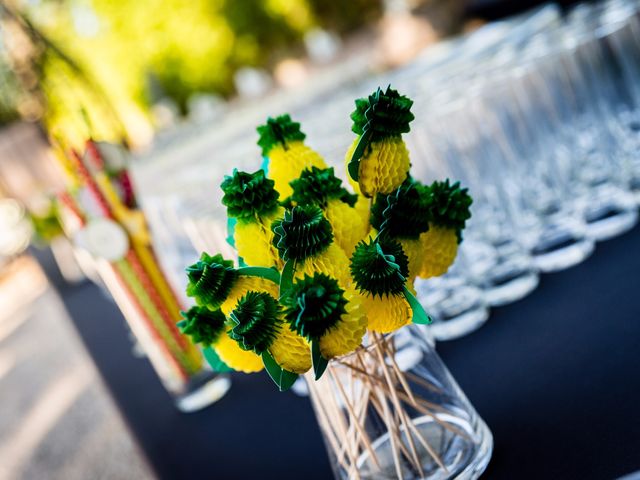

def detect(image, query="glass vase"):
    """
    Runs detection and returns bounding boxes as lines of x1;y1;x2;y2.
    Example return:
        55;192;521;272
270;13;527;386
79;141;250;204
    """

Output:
306;325;492;480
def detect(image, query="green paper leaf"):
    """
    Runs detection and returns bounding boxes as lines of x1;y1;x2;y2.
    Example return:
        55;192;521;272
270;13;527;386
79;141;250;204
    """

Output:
347;157;360;182
203;346;233;373
351;237;409;298
262;350;298;391
226;216;237;248
403;286;433;325
237;266;280;284
311;340;329;381
279;259;295;297
348;129;372;182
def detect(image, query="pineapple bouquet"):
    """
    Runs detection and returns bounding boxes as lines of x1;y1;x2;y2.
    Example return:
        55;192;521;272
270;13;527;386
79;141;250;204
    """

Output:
178;86;472;391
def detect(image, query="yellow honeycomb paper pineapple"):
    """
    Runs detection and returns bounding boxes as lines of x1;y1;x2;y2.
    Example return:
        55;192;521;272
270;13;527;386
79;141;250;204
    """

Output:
350;237;413;333
369;178;431;280
345;86;414;198
221;169;283;268
271;204;352;287
178;306;263;373
257;114;326;199
229;291;311;374
419;179;473;279
281;273;367;360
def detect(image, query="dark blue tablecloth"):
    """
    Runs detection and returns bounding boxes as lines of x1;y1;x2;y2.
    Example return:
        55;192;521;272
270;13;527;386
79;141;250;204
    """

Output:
39;223;640;480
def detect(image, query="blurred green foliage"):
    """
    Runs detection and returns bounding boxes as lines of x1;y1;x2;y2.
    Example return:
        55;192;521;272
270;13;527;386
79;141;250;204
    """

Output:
29;202;63;247
0;45;24;126
9;0;381;141
0;64;21;125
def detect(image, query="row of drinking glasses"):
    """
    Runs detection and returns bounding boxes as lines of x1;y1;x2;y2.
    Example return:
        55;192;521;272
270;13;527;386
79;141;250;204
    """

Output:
406;0;640;340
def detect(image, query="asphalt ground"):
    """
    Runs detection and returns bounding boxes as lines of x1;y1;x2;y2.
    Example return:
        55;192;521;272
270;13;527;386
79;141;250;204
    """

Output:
0;256;153;480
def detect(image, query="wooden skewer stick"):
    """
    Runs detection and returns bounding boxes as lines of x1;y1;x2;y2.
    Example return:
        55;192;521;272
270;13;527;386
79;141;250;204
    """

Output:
359;344;433;475
323;368;362;473
373;334;427;476
329;368;382;470
405;416;451;475
368;391;419;472
315;377;356;472
391;392;425;477
365;339;470;442
349;349;470;442
342;372;360;469
348;358;467;461
356;337;468;472
337;381;372;468
374;384;404;480
405;370;445;394
393;390;473;441
387;347;418;406
364;343;424;475
336;361;391;386
317;375;363;476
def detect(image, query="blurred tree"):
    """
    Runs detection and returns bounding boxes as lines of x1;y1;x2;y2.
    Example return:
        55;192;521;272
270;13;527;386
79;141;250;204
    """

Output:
221;0;309;69
2;0;387;142
31;0;314;128
1;1;128;146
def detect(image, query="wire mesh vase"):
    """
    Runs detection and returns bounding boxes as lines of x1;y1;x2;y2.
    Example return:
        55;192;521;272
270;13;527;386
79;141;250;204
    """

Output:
306;325;492;480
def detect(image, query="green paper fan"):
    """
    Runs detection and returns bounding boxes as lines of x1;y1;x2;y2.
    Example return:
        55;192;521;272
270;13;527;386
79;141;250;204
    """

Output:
350;237;409;298
257;114;306;156
185;253;238;309
178;306;227;346
229;291;282;355
271;205;333;262
281;273;347;341
290;166;357;208
424;179;473;243
221;169;280;220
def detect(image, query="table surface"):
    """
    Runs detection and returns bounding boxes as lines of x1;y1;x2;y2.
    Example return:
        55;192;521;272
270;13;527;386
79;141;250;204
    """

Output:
40;223;640;480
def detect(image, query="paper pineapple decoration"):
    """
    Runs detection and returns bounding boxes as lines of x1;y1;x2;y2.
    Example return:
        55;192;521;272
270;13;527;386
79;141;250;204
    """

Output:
180;87;472;390
257;114;327;199
345;86;413;198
